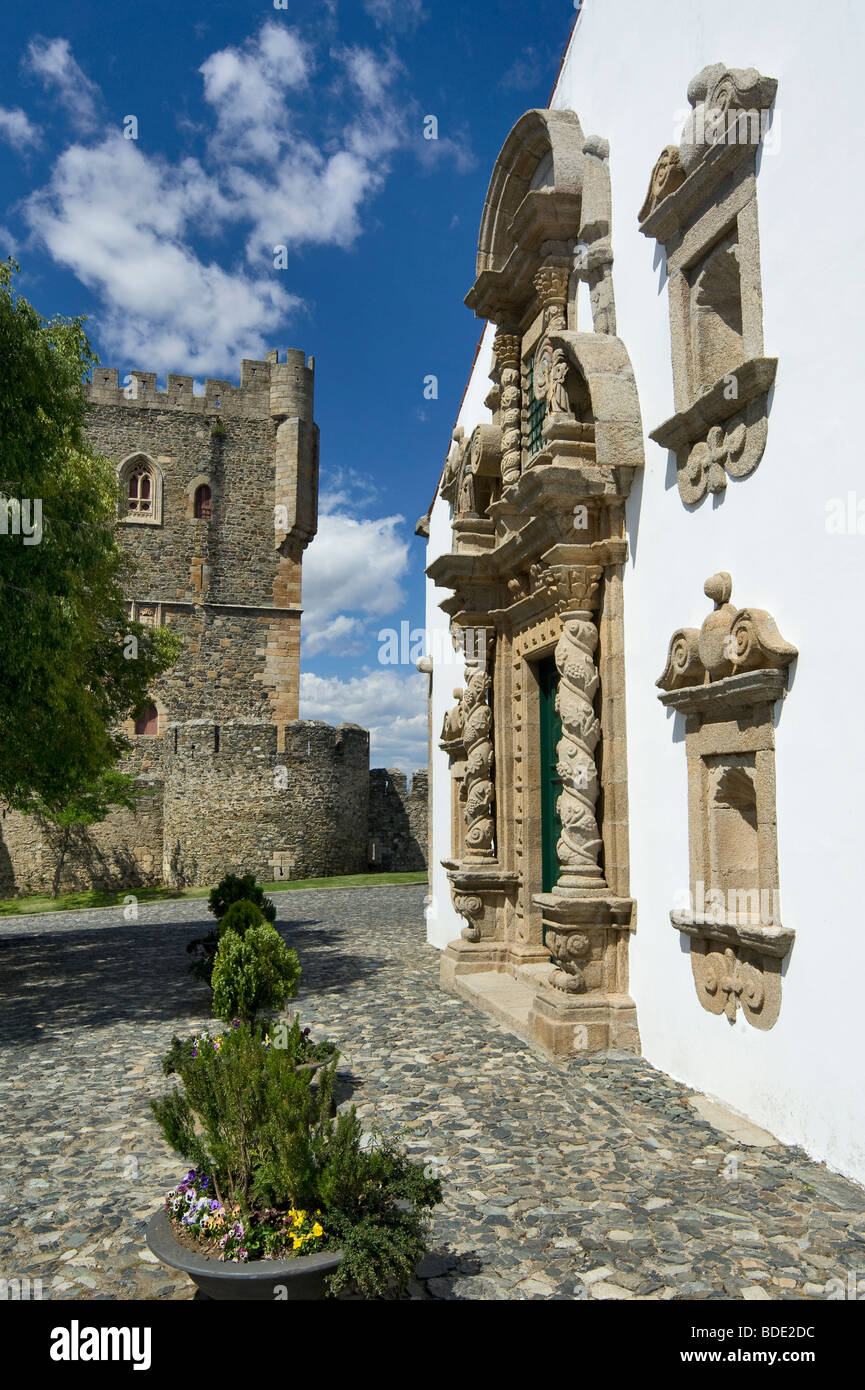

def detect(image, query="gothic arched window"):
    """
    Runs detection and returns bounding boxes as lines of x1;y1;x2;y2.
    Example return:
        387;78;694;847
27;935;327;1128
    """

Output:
119;454;163;525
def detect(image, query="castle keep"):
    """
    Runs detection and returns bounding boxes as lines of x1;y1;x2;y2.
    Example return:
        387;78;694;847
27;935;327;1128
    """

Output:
0;351;425;893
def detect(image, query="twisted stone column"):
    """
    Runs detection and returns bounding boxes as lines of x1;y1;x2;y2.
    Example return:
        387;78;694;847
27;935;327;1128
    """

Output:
493;332;522;488
554;610;605;891
461;630;495;861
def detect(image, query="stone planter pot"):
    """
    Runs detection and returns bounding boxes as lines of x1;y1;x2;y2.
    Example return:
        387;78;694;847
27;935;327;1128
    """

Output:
146;1207;343;1301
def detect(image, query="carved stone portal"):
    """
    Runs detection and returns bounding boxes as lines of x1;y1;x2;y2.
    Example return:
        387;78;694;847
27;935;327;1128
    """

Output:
657;573;797;1029
431;106;643;1060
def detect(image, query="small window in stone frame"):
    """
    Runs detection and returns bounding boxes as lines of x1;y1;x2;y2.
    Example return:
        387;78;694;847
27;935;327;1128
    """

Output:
194;483;213;520
134;702;159;736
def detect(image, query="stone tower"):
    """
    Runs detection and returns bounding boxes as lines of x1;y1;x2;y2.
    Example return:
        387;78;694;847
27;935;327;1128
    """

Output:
85;349;319;737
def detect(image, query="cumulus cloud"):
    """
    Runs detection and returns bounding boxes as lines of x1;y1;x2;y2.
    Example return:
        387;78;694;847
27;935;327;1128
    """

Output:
19;21;470;375
24;37;100;133
0;106;41;150
24;134;299;375
199;22;310;163
302;510;410;633
300;670;427;770
302;614;365;657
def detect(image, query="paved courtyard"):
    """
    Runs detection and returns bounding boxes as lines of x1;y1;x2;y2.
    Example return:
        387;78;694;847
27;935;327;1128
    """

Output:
1;883;864;1301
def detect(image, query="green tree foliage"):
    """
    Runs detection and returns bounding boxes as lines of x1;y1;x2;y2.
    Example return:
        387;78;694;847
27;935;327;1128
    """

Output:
0;259;180;811
211;921;301;1024
208;872;277;923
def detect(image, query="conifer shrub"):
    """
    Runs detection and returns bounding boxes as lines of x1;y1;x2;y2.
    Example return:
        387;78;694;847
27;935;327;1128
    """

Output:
219;898;265;939
188;874;277;986
211;921;300;1024
151;1023;442;1295
208;872;276;924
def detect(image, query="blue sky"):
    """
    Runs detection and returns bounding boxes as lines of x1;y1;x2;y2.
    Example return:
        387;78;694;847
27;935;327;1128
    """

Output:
0;0;576;770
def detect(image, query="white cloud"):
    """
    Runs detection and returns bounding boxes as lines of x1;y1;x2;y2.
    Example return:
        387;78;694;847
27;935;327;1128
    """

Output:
302;613;365;657
363;0;426;31
319;467;379;514
24;135;300;375
0;106;41;150
199;22;310;163
0;226;20;256
300;670;427;770
335;45;401;108
24;37;100;133
302;511;410;634
20;22;466;375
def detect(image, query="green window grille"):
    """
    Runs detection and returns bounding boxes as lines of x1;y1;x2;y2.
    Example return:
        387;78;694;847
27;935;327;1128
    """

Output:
526;357;547;459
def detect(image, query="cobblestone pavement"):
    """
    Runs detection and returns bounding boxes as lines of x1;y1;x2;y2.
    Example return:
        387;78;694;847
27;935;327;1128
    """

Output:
1;884;864;1301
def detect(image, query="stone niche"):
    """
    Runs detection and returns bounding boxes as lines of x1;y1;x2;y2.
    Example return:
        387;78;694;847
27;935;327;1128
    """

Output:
429;108;645;1058
657;573;797;1029
638;63;778;504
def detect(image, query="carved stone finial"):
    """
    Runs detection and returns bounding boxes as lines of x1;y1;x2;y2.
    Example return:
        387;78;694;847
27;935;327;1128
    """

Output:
657;576;797;691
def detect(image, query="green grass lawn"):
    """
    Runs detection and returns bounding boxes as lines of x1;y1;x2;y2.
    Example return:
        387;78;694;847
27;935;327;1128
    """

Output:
0;871;428;918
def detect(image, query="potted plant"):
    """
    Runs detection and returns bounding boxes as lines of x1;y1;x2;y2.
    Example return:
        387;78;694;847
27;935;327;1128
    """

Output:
147;1023;442;1299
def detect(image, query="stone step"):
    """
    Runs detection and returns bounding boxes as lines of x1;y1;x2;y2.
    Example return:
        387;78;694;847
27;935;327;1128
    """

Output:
456;970;536;1042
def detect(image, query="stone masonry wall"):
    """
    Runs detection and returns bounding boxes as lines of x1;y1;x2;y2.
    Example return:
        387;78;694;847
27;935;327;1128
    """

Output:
368;768;428;872
0;781;164;896
162;719;370;887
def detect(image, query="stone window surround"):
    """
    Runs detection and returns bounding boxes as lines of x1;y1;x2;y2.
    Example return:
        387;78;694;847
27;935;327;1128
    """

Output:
118;452;164;527
657;573;797;1030
638;63;778;505
186;473;215;521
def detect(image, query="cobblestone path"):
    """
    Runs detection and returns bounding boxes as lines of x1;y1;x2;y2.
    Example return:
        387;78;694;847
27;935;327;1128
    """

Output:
1;884;864;1301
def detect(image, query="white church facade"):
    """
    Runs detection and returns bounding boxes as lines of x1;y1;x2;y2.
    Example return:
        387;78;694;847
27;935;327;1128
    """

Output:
420;0;865;1188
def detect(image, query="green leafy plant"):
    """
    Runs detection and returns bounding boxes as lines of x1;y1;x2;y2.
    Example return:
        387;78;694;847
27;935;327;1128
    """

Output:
151;1023;442;1295
211;921;300;1024
208;873;276;924
219;898;265;937
189;875;278;985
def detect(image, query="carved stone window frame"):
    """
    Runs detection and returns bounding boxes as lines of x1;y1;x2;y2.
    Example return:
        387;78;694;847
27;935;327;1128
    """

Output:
639;64;778;505
657;573;797;1029
118;453;164;527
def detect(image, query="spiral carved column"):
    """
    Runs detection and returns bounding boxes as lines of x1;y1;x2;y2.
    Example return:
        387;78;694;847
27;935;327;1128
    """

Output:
493;331;522;488
554;610;606;892
462;630;495;863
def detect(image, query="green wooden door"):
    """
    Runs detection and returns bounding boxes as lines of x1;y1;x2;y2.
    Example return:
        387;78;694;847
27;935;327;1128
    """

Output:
538;655;562;894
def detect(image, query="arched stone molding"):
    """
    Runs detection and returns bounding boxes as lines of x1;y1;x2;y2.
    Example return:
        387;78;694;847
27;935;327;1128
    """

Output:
118;453;164;526
475;108;585;280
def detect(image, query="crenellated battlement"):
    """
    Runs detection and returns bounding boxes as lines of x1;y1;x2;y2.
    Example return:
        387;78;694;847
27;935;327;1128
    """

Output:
86;348;315;422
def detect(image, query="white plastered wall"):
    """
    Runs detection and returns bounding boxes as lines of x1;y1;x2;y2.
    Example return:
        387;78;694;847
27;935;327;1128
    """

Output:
426;0;865;1183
